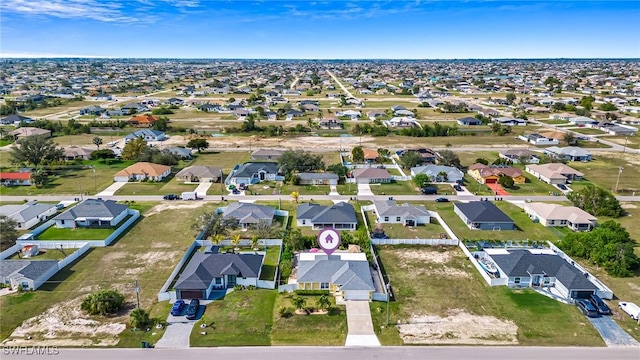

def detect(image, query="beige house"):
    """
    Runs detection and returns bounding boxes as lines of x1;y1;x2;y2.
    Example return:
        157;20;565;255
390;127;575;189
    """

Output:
8;127;51;139
524;203;596;232
175;166;222;183
525;163;583;184
113;162;171;182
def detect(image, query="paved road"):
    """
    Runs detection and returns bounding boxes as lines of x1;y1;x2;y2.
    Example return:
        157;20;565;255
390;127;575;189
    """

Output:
3;346;639;360
326;69;356;99
588;316;640;347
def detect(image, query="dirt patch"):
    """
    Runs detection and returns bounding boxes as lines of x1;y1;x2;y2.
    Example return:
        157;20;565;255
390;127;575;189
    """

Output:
621;203;637;209
5;296;126;346
146;201;208;217
394;248;452;264
137;250;181;267
397;309;518;345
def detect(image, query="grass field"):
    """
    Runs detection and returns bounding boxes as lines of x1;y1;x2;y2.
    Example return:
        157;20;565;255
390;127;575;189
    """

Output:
114;178;196;196
371;134;525;147
280;183;331;196
259;246;281;281
8;249;68;261
192;150;252;174
374;246;604;346
37;225;117;240
569;155;640;193
0;202;218;343
191;289;276;347
369;181;416;195
22;100;100;117
606;135;640;149
571;128;607;135
431;201;562;241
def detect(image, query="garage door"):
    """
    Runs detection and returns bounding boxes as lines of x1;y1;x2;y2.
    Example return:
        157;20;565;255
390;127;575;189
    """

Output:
179;290;204;300
345;290;370;301
571;290;595;299
485;178;497;184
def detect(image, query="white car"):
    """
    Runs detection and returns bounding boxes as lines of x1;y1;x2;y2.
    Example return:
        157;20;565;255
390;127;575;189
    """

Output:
619;302;640;320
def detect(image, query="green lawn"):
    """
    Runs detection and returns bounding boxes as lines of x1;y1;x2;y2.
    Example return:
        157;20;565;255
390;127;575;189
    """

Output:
271;293;347;345
374;246;604;346
537;119;570;125
259;246;281;281
369;181;417;195
504;173;562;196
36;226;117;240
365;134;525;148
114;179;196;196
571;128;607;135
335;183;358;196
431;201;562;241
606;135;640;149
192;151;252;174
462;174;494;195
280;183;331;196
190;289;276;346
569;155;640;194
365;211;446;239
7;249;68;260
0;202;218;343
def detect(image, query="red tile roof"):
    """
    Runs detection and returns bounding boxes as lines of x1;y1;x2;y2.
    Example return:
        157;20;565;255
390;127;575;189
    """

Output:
0;172;31;180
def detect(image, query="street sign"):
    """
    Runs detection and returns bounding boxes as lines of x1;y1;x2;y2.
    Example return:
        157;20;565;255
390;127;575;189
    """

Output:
317;228;340;256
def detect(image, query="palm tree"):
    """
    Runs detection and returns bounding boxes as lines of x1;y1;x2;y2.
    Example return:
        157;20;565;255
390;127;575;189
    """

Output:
437;171;448;182
251;235;260;250
232;234;241;250
316;294;331;312
290;191;300;204
291;295;307;313
212;234;224;246
92;136;103;150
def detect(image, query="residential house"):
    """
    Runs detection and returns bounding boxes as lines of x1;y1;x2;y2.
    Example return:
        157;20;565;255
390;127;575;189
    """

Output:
167;147;193;159
410;165;463;183
198;103;222;112
79;106;105;116
367;110;386;121
123;129;166;143
296;252;374;301
222;202;275;229
604;125;638;136
457;116;483;126
8;128;51;139
351;168;391;184
361;149;380;163
467;164;526;184
384;117;420;128
519;133;559;146
318;119;343;129
485;248;599;300
297;172;339;186
499;149;540;164
296;202;357;230
549;113;574;121
373;200;430;226
251;149;284;161
0;201;57;229
127;114;158;128
165;98;184;106
0;114;33;126
120;103;149;114
494;117;527;126
53;199;128;229
543;147;592;162
337;110;361;119
0;260;60;291
569;116;597;126
63;146;94;161
0;171;32;186
396;148;437;164
525;163;583;184
113;162;172;182
394;109;414;117
176;165;222;183
90;93;112;101
227;162;281;186
454;201;516;230
524;203;596;232
174;248;264;299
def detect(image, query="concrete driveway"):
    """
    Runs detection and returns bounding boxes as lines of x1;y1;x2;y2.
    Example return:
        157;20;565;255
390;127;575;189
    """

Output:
588;316;640;346
345;301;381;347
194;182;212;197
96;182;127;196
357;183;374;196
154;315;198;349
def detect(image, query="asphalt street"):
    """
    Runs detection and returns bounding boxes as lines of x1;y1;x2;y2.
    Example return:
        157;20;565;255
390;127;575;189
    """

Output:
3;346;639;360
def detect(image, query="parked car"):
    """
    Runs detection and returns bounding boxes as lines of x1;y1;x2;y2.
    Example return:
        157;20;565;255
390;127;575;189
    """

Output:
576;299;599;317
435;197;449;202
557;184;568;191
619;302;640;320
185;299;200;320
421;187;437;195
232;189;241;194
163;194;179;200
170;299;185;316
453;184;463;191
589;294;611;315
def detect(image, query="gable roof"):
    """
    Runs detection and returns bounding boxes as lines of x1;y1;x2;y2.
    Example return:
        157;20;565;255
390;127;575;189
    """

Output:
488;249;597;291
53;199;128;221
114;162;171;178
297;172;339;181
468;164;524;179
176;165;221;179
223;202;275;224
0;201;55;223
351;168;391;179
297;255;374;291
8;128;51;137
174;253;264;290
124;129;165;139
0;260;59;281
296;202;357;224
374;200;430;218
454;202;514;223
411;165;463;178
0;172;31;180
544;146;591;158
525;203;596;224
526;163;583;179
232;162;279;178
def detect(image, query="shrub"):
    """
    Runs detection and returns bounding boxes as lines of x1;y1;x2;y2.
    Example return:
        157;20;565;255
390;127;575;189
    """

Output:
246;285;256;290
278;306;292;318
294;290;330;296
129;308;151;329
81;289;125;315
233;285;245;291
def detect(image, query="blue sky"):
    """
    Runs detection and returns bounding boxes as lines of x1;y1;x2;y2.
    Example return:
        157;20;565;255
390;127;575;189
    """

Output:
1;0;639;59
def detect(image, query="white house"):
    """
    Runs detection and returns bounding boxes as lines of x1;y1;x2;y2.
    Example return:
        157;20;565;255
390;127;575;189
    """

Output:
524;203;596;232
0;201;57;229
123;129;166;143
525;163;583;185
373;200;430;226
53;199;128;229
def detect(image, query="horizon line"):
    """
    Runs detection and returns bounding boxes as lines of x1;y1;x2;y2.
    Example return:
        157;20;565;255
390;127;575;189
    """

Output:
2;56;640;61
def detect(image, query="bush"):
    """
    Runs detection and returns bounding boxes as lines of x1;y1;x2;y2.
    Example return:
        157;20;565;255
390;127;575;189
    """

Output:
81;289;125;315
246;285;256;290
294;290;330;296
129;308;151;329
233;285;245;291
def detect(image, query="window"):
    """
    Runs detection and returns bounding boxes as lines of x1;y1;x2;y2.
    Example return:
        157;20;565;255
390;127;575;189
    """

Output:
514;278;521;284
396;216;401;222
560;220;567;225
60;220;65;224
320;282;329;289
302;220;306;225
384;217;389;222
543;278;550;285
215;278;222;284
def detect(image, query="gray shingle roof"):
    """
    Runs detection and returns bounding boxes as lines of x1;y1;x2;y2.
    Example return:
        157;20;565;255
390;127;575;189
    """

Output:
176;165;222;179
489;250;597;291
174;253;263;290
0;202;55;223
0;260;59;281
124;129;165;139
296;202;357;224
53;199;128;221
223;202;275;224
411;165;464;180
232;162;279;178
297;255;374;291
374;200;429;218
454;202;514;224
297;172;339;181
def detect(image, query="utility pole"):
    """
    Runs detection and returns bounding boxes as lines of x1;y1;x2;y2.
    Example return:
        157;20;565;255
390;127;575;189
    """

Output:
92;166;97;194
615;166;624;193
220;169;224;200
385;275;392;326
134;279;140;309
623;136;628;153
